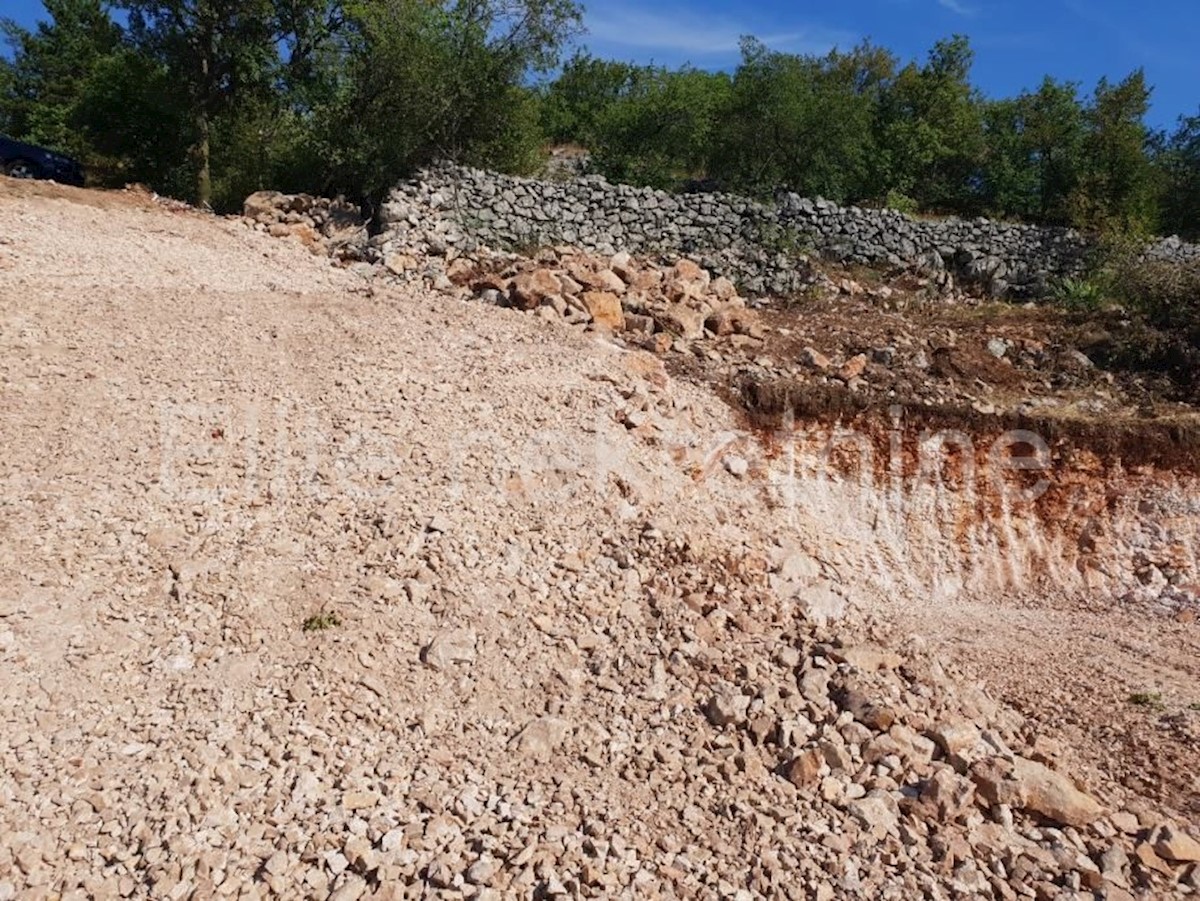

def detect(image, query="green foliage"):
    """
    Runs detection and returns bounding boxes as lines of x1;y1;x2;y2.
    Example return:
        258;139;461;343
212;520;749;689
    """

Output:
0;0;123;161
302;610;341;632
711;39;892;202
588;65;730;190
874;36;986;213
118;0;282;205
1080;229;1200;361
884;189;919;215
1;0;578;209
1109;256;1200;339
312;0;580;203
71;48;192;192
1128;691;1164;709
2;2;1197;241
1070;71;1158;234
1049;276;1106;311
539;52;642;147
1158;111;1200;241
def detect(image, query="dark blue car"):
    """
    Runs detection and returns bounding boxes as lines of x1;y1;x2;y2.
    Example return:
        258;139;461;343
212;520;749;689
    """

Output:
0;135;85;186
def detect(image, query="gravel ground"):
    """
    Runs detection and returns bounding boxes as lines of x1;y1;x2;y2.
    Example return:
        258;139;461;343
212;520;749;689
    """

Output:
1;179;1198;900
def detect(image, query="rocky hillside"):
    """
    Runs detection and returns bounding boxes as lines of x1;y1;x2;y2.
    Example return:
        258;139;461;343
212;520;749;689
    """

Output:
0;175;1198;900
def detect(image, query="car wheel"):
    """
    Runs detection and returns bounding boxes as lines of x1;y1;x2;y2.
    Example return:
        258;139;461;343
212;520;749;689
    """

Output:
5;159;36;179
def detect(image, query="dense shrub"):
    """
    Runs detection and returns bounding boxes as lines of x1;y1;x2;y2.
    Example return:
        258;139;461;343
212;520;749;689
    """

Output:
1111;257;1200;340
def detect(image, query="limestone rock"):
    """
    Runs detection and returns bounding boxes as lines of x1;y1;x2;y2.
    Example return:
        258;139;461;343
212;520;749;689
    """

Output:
509;717;571;760
509;269;562;310
420;628;477;670
1153;824;1200;863
581;290;625;331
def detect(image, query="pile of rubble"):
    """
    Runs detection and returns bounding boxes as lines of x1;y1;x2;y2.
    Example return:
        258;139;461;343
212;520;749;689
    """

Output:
438;248;768;345
242;190;368;260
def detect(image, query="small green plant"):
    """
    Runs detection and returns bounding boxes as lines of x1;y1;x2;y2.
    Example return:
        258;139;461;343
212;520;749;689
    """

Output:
884;189;920;216
1189;702;1200;712
1128;691;1164;709
302;610;342;633
756;221;813;260
1050;275;1107;311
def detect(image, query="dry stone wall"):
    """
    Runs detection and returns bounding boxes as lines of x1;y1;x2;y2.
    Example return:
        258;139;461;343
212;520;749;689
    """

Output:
379;163;1200;299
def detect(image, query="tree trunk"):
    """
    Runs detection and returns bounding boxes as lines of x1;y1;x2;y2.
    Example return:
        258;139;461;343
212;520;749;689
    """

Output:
195;106;212;207
194;21;213;208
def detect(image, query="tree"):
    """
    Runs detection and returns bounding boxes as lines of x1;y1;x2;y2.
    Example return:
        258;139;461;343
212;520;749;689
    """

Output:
875;35;985;214
712;38;893;201
0;0;123;157
1156;112;1200;240
116;0;278;206
1071;70;1157;233
980;78;1085;222
539;51;644;147
312;0;582;203
1022;78;1086;222
72;47;192;191
590;65;731;190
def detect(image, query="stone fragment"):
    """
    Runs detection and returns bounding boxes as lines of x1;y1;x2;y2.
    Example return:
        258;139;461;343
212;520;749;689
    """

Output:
609;251;637;283
508;269;562;309
838;354;868;381
1154;824;1200;863
929;720;982;758
848;794;898;838
342;791;378;811
660;304;705;340
800;347;831;371
580;290;624;330
420;629;477;670
592;269;627;294
723;456;749;478
244;190;285;221
830;644;903;673
919;767;976;821
509;717;571;760
783;749;824;787
836;687;896;732
1012;756;1103;826
706;690;750;728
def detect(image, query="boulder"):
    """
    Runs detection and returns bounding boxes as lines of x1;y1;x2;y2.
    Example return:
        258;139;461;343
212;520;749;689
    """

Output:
244;190;286;222
609;251;637;283
1010;757;1104;827
783;749;824;787
580;291;624;330
839;354;868;381
709;276;738;301
660;304;705;340
929;720;982;758
508;268;562;310
972;756;1103;827
1153;824;1200;863
509;717;571;761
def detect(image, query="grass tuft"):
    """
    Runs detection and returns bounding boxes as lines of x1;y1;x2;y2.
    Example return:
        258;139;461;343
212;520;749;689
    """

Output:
302;611;342;633
1128;691;1164;710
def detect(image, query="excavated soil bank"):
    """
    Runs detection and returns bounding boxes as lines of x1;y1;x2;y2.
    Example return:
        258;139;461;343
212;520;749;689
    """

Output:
735;377;1200;476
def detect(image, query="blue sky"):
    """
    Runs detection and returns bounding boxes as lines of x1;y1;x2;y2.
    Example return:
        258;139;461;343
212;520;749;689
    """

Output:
5;0;1199;128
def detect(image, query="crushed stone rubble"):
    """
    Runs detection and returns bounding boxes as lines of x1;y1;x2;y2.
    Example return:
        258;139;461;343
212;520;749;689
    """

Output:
0;181;1196;900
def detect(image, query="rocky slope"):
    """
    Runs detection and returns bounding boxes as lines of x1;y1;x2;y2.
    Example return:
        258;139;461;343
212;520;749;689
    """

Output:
0;176;1198;900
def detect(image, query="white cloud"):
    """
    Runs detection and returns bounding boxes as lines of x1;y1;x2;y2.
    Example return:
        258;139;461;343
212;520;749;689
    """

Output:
936;0;978;15
582;3;856;59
